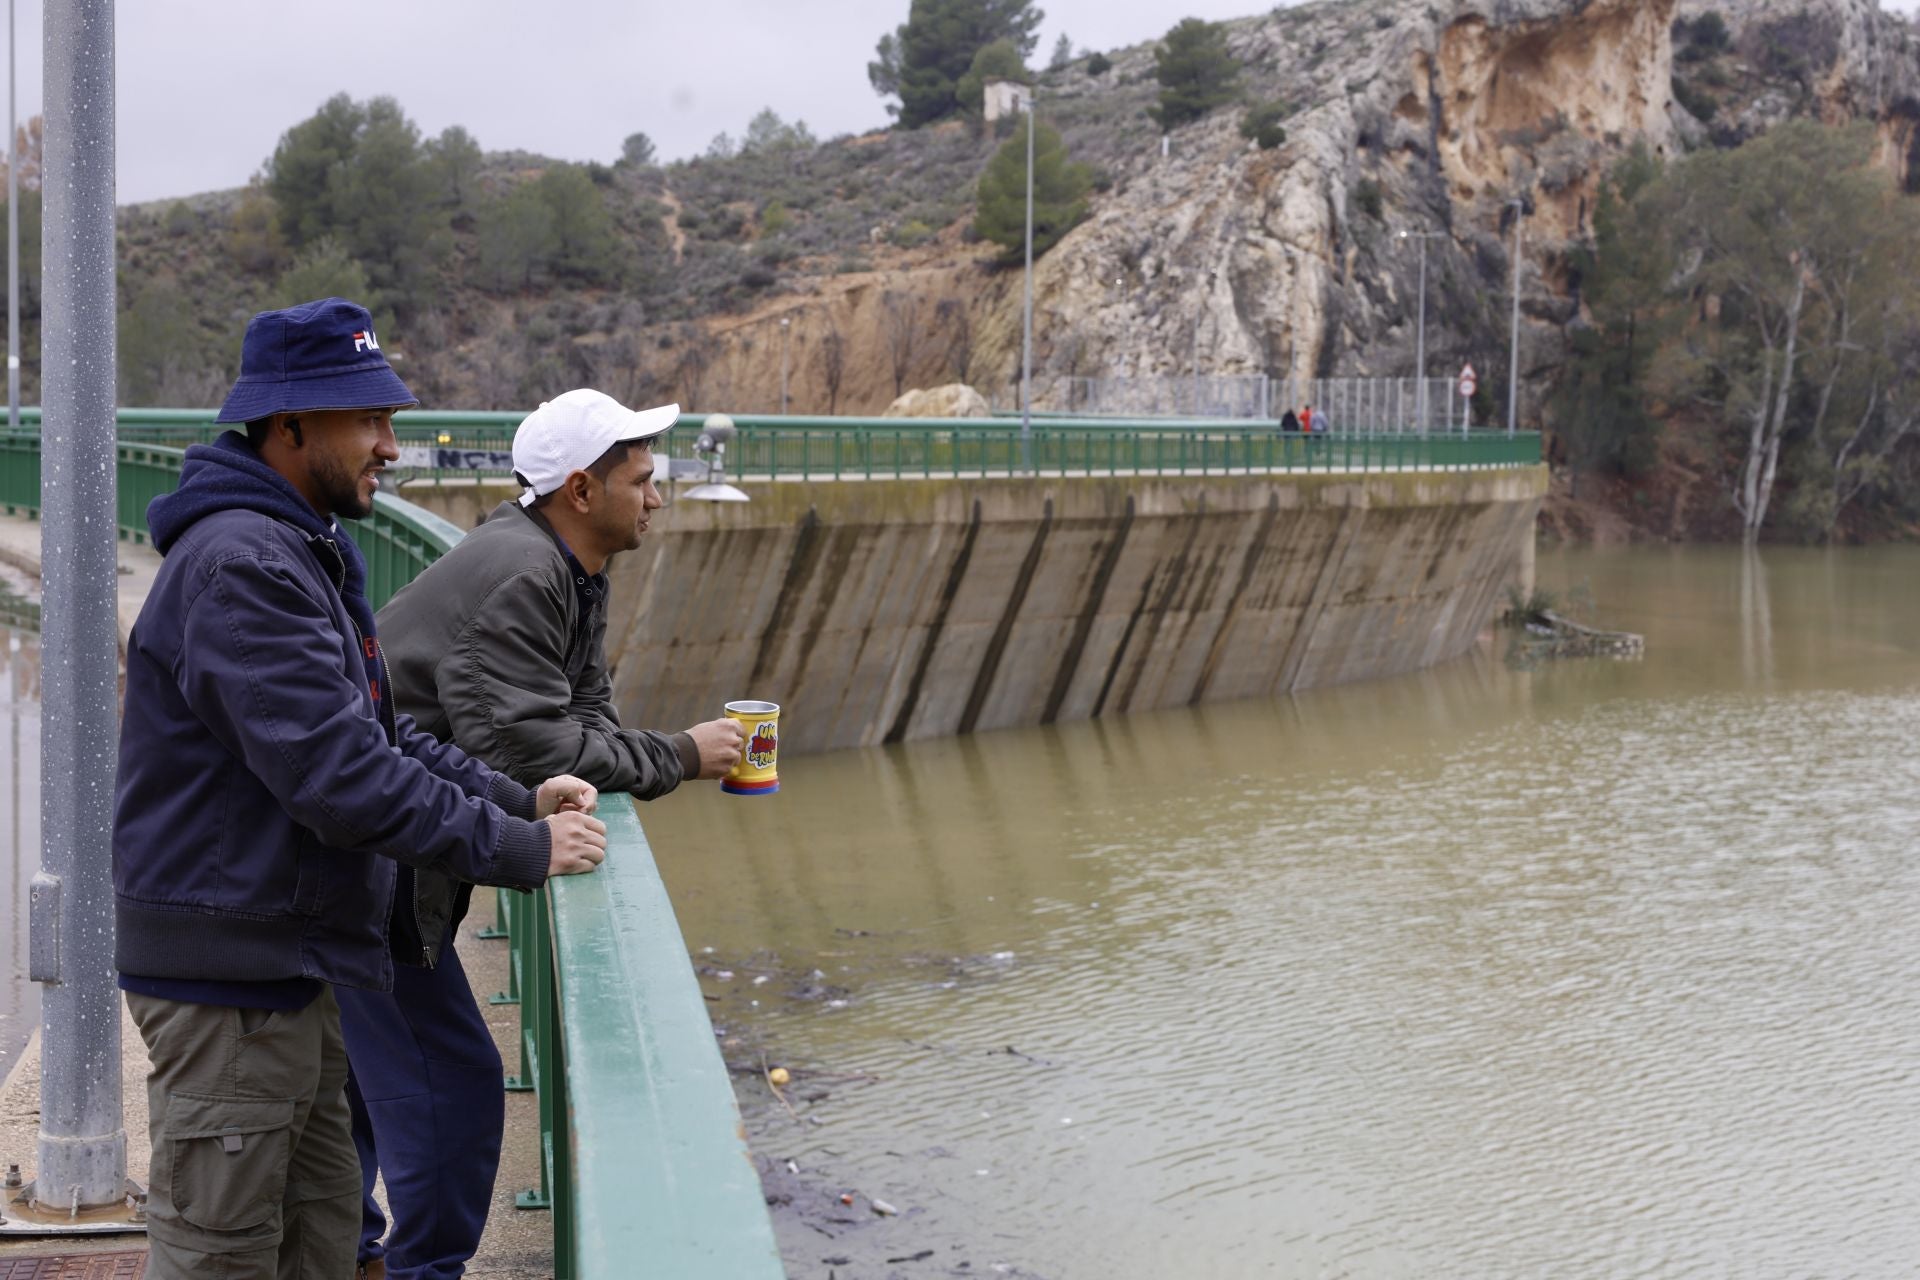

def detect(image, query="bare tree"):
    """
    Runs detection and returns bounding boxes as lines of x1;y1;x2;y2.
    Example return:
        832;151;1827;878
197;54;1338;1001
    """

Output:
936;298;975;385
881;290;925;397
583;330;650;406
673;323;712;410
818;314;847;414
710;334;753;411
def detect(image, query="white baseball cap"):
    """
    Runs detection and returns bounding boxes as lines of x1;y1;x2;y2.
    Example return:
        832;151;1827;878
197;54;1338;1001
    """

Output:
512;389;678;507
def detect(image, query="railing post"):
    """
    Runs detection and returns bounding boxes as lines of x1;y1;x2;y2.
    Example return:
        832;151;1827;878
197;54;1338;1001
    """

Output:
27;0;127;1217
513;886;557;1210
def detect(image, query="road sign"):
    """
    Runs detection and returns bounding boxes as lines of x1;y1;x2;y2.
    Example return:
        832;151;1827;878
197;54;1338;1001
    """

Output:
1458;363;1477;398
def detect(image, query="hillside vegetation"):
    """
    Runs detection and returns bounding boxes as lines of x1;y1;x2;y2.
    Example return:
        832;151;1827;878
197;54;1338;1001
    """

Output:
2;0;1919;543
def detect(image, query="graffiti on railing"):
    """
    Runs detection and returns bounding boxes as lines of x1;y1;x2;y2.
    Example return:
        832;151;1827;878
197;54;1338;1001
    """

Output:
395;446;515;471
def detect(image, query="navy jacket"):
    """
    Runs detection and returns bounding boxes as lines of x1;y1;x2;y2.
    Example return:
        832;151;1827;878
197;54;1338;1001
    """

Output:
113;434;550;992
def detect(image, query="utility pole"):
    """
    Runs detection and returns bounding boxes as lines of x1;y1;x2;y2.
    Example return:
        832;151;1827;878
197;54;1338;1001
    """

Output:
1398;229;1443;432
7;0;18;430
1019;87;1034;471
28;0;127;1219
1506;198;1525;439
778;316;790;415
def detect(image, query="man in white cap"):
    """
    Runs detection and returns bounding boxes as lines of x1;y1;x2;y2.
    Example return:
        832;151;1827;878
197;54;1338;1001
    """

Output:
335;389;742;1280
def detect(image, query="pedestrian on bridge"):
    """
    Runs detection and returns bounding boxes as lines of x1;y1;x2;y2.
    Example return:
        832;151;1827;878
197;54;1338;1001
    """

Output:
341;387;745;1280
112;297;612;1280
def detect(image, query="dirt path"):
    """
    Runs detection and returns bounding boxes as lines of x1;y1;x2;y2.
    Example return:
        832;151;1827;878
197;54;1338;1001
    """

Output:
658;184;688;265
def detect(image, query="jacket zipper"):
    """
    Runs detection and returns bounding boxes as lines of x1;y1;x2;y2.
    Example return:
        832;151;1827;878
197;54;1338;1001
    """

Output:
330;543;436;971
377;639;436;970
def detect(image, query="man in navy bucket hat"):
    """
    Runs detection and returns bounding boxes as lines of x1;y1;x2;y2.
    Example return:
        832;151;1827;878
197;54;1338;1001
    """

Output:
113;297;613;1279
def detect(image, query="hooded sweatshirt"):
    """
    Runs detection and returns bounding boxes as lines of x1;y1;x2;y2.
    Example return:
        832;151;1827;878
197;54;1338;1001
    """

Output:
113;433;550;994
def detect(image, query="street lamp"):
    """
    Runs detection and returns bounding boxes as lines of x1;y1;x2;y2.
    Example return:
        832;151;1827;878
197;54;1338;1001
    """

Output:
1505;198;1526;439
1397;228;1445;431
8;0;18;430
778;316;790;416
1019;84;1035;472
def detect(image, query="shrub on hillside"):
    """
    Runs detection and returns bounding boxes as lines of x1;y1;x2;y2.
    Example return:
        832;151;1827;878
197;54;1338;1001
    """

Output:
1149;19;1240;129
1240;100;1289;150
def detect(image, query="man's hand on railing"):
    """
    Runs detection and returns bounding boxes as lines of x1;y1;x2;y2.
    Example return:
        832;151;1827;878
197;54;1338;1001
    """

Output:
686;718;746;780
544;810;608;877
536;774;599;818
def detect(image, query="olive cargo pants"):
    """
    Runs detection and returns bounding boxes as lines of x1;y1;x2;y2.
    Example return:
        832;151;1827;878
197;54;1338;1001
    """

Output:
127;988;361;1279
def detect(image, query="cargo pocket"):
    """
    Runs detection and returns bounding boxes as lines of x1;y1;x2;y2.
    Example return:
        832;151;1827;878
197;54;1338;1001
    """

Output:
164;1092;297;1233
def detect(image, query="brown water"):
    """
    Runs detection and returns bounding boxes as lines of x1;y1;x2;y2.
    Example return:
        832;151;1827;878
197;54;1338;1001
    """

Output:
642;545;1920;1278
0;620;40;1082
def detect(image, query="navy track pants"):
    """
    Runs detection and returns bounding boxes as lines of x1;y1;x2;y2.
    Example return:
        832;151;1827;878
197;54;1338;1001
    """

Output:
338;943;504;1280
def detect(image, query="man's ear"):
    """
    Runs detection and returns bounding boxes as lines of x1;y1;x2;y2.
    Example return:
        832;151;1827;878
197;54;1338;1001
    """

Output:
562;470;594;512
262;413;303;450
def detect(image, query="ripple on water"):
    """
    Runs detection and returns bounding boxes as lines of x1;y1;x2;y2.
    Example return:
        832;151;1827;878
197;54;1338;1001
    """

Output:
646;552;1920;1278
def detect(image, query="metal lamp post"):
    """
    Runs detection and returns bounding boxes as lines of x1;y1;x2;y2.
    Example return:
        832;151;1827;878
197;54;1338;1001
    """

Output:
1506;198;1525;439
1019;86;1035;472
7;0;18;430
18;0;131;1226
1398;229;1444;432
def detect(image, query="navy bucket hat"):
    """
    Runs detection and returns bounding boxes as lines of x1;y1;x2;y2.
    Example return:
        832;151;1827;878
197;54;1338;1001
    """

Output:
216;296;418;424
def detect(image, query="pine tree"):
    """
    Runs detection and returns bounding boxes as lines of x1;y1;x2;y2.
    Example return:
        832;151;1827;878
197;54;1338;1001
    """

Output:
972;117;1091;261
871;0;1046;129
955;40;1030;117
1149;19;1240;129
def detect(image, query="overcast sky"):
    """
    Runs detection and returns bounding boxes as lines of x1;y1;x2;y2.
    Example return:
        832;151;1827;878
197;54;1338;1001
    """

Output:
6;0;1918;205
8;1;1261;205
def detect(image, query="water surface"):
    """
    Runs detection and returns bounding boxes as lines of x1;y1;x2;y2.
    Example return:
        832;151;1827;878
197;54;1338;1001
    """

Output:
643;546;1920;1278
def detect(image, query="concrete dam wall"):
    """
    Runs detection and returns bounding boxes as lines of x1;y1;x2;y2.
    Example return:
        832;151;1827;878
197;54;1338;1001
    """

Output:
410;467;1546;754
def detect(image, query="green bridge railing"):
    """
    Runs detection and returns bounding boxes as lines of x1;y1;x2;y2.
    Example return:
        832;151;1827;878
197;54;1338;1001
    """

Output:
4;408;1545;484
0;433;782;1278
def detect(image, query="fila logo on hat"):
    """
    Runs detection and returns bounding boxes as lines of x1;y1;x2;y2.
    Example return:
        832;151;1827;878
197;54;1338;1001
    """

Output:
353;329;381;353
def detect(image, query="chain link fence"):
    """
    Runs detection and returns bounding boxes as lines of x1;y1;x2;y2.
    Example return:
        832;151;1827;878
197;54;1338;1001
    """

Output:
997;375;1483;432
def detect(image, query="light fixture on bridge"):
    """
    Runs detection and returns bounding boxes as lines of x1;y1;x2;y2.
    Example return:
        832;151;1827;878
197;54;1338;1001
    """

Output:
672;413;750;503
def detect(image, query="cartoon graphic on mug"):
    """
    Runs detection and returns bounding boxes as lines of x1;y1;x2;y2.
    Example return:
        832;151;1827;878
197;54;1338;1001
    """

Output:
721;700;780;796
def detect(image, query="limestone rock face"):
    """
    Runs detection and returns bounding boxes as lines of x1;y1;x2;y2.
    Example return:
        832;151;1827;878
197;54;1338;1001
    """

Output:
884;383;992;418
976;0;1920;426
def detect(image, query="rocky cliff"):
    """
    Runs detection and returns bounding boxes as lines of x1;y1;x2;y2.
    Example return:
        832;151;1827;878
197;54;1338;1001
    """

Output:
955;0;1920;424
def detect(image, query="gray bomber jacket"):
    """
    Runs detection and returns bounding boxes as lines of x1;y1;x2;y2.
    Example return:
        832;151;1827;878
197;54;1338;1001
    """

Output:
376;499;697;962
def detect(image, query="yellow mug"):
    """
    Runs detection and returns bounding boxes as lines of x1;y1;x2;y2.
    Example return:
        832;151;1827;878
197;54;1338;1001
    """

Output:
721;700;780;796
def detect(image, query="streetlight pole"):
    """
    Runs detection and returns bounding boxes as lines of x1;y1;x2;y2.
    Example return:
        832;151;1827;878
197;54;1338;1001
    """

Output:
32;0;125;1216
8;0;18;430
1506;198;1524;439
1019;87;1034;472
778;316;790;415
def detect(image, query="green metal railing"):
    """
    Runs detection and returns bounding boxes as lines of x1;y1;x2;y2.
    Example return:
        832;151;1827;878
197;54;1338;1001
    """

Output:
0;435;781;1277
9;408;1544;485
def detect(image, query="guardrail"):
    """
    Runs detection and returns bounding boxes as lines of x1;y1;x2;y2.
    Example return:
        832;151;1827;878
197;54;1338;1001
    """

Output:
0;433;781;1277
5;407;1543;487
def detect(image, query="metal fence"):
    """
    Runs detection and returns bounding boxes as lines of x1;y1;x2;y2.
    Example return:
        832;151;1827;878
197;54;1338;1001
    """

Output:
2;410;1542;489
999;375;1483;430
713;423;1540;480
0;436;783;1277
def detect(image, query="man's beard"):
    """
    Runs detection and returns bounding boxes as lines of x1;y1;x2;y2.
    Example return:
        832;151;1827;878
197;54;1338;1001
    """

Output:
314;451;375;520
